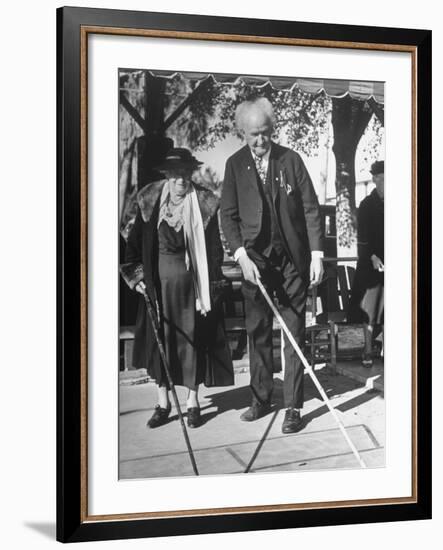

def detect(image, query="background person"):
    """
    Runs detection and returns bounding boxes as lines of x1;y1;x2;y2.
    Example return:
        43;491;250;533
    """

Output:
349;160;385;366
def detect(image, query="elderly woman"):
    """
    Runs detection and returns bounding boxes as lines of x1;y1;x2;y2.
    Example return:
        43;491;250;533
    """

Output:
121;148;233;429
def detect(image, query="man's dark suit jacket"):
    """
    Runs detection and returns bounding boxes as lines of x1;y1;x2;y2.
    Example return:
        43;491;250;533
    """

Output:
221;142;323;277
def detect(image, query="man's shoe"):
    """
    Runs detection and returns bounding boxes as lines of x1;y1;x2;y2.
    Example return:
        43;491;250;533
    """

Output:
147;405;171;428
240;402;271;422
187;407;201;429
281;408;303;434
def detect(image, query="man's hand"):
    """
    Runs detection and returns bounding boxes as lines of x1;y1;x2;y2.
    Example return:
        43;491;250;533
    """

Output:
135;281;147;295
309;256;324;287
371;254;384;272
238;254;261;285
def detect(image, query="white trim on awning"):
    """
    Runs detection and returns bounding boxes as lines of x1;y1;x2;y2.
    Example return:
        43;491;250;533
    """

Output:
133;70;384;104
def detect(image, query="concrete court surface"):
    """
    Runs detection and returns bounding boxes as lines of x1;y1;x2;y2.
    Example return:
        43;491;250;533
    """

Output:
119;362;385;480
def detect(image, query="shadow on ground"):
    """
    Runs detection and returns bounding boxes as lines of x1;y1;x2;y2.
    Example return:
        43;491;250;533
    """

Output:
120;368;381;428
204;369;380;418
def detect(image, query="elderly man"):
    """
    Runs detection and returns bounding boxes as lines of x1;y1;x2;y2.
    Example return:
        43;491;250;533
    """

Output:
220;97;324;433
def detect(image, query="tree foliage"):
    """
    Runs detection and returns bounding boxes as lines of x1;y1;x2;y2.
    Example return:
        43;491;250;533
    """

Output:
164;75;332;157
119;71;145;161
358;114;384;170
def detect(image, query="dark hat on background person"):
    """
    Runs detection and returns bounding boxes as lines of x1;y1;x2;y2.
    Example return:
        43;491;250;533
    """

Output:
155;148;203;171
370;160;384;175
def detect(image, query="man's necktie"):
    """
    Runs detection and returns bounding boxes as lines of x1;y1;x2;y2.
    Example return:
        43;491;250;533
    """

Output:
255;156;267;184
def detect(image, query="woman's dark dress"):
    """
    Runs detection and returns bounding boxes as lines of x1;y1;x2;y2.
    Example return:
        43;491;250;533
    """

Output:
158;220;203;390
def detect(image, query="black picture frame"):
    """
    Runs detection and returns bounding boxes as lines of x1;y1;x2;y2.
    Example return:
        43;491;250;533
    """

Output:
57;6;432;543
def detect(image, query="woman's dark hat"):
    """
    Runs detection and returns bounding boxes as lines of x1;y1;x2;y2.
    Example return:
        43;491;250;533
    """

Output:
370;160;384;175
156;148;203;171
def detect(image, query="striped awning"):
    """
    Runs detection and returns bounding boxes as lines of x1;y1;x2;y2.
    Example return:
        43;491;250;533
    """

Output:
145;69;384;104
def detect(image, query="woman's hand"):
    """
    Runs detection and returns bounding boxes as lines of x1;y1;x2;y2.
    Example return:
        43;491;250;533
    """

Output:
238;254;261;285
135;281;147;295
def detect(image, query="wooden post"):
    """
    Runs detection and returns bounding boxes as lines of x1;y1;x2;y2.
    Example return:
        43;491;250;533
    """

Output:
135;72;170;189
331;96;373;258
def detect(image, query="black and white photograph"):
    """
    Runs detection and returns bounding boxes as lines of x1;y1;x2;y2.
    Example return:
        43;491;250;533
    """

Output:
118;69;385;480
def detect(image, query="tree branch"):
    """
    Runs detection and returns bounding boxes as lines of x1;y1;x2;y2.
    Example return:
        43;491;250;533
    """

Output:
119;91;145;132
162;77;213;131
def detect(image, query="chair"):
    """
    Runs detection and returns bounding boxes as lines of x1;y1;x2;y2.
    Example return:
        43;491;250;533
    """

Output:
309;258;373;373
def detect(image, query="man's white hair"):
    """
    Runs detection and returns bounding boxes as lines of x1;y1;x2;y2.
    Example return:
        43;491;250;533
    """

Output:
235;97;276;132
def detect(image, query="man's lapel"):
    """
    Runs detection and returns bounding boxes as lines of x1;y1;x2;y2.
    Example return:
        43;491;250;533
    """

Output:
268;143;281;203
240;146;262;195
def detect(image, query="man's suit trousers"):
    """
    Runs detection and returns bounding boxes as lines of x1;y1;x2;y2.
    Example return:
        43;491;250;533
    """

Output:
241;249;308;409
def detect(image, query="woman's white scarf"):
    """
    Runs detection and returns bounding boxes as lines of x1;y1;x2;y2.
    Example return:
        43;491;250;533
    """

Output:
158;182;211;315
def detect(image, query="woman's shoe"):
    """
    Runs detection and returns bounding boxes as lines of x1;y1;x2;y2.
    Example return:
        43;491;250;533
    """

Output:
147;404;171;428
187;407;201;428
